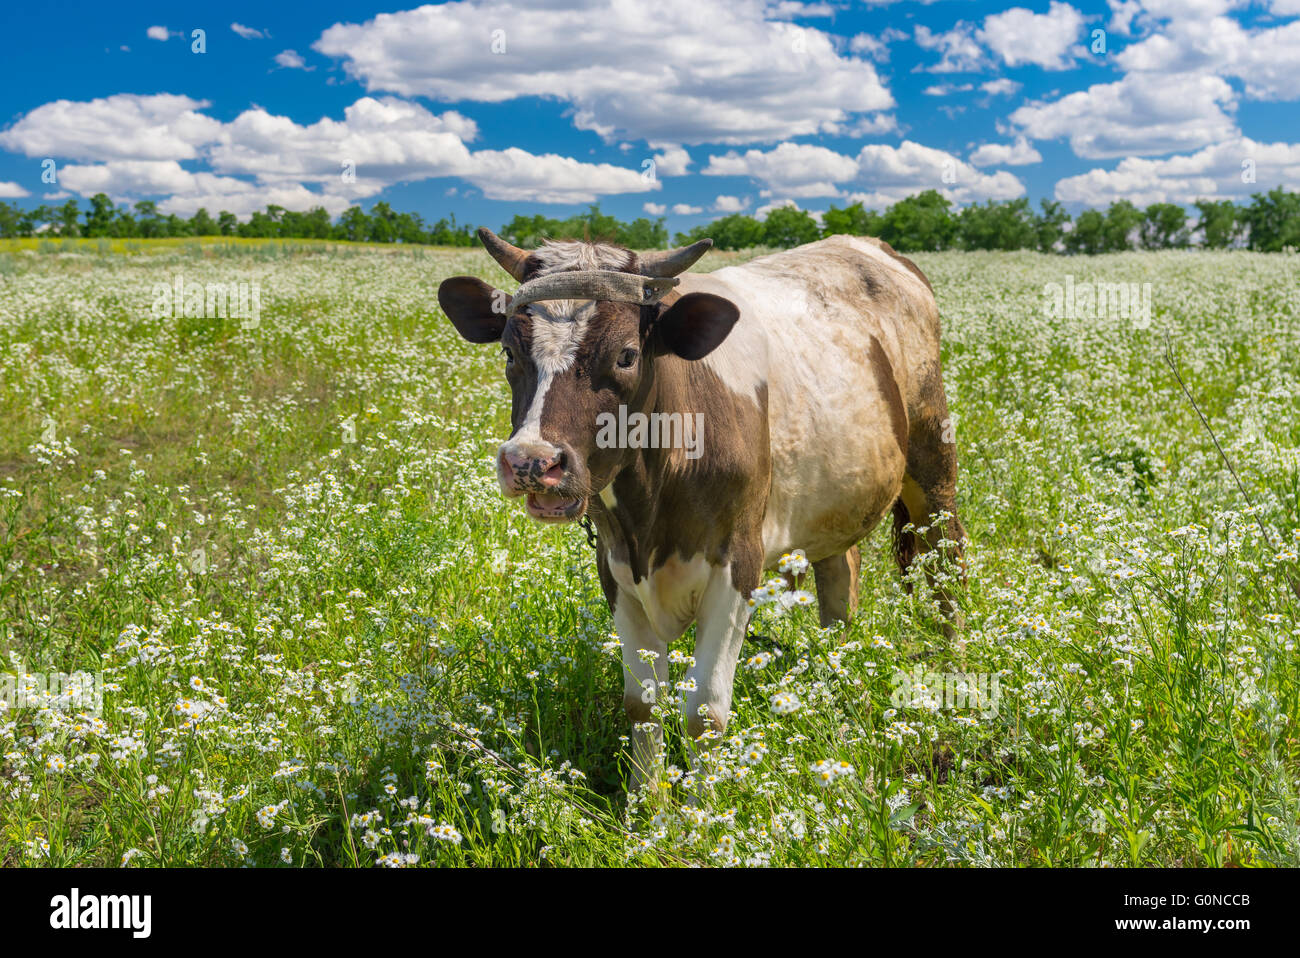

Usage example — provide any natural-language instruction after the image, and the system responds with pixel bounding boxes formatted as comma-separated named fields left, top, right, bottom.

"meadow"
left=1, top=238, right=1297, bottom=867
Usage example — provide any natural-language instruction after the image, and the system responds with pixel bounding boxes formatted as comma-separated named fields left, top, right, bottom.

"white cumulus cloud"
left=0, top=93, right=662, bottom=213
left=923, top=83, right=974, bottom=96
left=1009, top=72, right=1238, bottom=159
left=712, top=194, right=751, bottom=212
left=914, top=22, right=988, bottom=72
left=980, top=78, right=1022, bottom=96
left=969, top=136, right=1043, bottom=167
left=0, top=94, right=222, bottom=162
left=703, top=142, right=859, bottom=198
left=650, top=146, right=691, bottom=177
left=702, top=139, right=1026, bottom=206
left=978, top=2, right=1086, bottom=70
left=274, top=50, right=311, bottom=70
left=1116, top=15, right=1300, bottom=102
left=852, top=140, right=1026, bottom=205
left=1053, top=136, right=1300, bottom=205
left=311, top=0, right=893, bottom=145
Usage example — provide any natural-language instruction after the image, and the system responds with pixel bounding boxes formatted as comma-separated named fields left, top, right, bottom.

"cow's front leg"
left=682, top=565, right=754, bottom=757
left=615, top=596, right=669, bottom=792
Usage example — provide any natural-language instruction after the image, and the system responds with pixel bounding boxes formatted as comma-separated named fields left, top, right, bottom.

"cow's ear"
left=652, top=293, right=739, bottom=360
left=438, top=276, right=508, bottom=343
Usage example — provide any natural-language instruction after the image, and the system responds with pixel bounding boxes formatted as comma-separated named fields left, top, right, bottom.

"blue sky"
left=1, top=0, right=1297, bottom=232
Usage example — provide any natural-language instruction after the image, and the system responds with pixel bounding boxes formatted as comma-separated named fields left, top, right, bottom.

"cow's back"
left=678, top=235, right=942, bottom=566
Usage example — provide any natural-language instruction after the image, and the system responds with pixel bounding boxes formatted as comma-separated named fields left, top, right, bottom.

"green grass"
left=1, top=240, right=1298, bottom=867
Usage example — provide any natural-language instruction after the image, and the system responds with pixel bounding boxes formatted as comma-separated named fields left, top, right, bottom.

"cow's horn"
left=508, top=271, right=679, bottom=314
left=638, top=238, right=713, bottom=277
left=478, top=227, right=530, bottom=282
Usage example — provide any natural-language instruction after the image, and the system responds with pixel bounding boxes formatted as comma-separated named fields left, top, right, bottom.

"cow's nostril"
left=499, top=445, right=566, bottom=491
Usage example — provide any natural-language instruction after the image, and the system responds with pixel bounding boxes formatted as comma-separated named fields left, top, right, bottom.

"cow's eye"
left=616, top=347, right=638, bottom=369
left=502, top=346, right=515, bottom=367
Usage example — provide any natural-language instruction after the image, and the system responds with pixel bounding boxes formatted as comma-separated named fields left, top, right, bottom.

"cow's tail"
left=890, top=497, right=920, bottom=581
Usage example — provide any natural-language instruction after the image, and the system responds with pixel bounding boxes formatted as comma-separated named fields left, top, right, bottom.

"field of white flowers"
left=1, top=238, right=1297, bottom=867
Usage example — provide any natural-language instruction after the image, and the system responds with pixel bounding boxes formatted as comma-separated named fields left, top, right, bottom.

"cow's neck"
left=588, top=354, right=767, bottom=584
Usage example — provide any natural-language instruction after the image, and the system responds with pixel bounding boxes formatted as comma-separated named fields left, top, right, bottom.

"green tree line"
left=673, top=188, right=1300, bottom=254
left=0, top=195, right=479, bottom=246
left=1, top=189, right=1297, bottom=253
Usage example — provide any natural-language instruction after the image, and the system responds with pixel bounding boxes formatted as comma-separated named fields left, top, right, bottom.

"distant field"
left=1, top=239, right=1298, bottom=867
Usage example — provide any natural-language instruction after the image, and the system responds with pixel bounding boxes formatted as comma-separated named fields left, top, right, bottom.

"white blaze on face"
left=503, top=300, right=595, bottom=455
left=500, top=238, right=633, bottom=458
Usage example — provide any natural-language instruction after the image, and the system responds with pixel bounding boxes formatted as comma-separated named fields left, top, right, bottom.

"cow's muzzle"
left=498, top=440, right=586, bottom=523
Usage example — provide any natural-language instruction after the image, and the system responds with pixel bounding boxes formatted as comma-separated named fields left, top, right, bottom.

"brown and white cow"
left=439, top=228, right=965, bottom=787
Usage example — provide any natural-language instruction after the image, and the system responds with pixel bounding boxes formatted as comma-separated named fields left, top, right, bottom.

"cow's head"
left=438, top=228, right=739, bottom=523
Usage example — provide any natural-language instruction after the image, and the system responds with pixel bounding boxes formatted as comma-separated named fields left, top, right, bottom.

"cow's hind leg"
left=812, top=545, right=860, bottom=627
